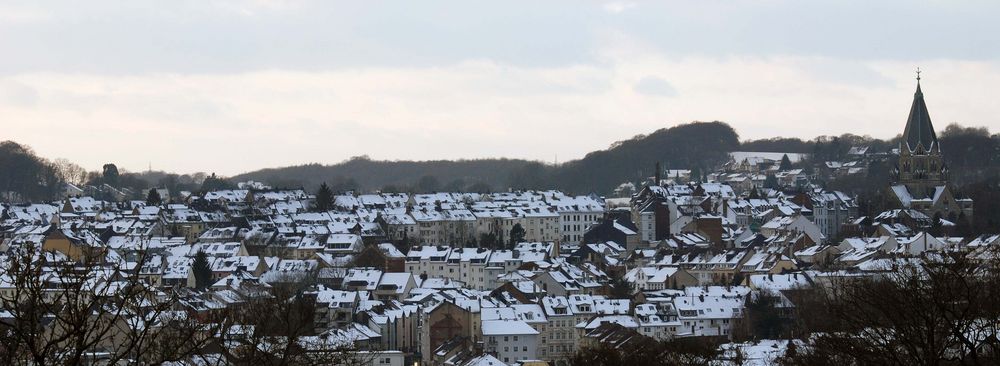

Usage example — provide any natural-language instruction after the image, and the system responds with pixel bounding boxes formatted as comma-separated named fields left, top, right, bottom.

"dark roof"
left=583, top=323, right=648, bottom=349
left=902, top=82, right=938, bottom=152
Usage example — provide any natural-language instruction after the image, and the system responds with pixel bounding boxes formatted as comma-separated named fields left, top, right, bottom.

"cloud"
left=0, top=79, right=39, bottom=107
left=3, top=1, right=999, bottom=75
left=633, top=76, right=678, bottom=97
left=797, top=58, right=896, bottom=88
left=603, top=2, right=636, bottom=14
left=4, top=52, right=998, bottom=176
left=1, top=3, right=999, bottom=175
left=0, top=4, right=51, bottom=23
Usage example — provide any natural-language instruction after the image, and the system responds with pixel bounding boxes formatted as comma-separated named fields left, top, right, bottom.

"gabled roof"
left=481, top=319, right=539, bottom=336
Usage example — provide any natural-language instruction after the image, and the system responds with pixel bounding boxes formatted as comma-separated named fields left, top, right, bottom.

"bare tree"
left=568, top=325, right=721, bottom=366
left=0, top=242, right=219, bottom=365
left=1, top=239, right=376, bottom=366
left=52, top=158, right=89, bottom=187
left=202, top=272, right=377, bottom=366
left=782, top=250, right=1000, bottom=366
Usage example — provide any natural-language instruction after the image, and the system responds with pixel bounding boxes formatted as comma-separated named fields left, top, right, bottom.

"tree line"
left=0, top=242, right=376, bottom=366
left=232, top=121, right=742, bottom=195
left=233, top=121, right=1000, bottom=197
left=6, top=121, right=1000, bottom=201
left=0, top=140, right=241, bottom=203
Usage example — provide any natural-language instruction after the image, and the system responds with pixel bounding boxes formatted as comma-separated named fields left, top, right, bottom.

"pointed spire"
left=902, top=69, right=937, bottom=153
left=914, top=67, right=922, bottom=94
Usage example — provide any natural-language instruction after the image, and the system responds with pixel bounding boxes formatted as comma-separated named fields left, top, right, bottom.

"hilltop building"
left=889, top=73, right=973, bottom=222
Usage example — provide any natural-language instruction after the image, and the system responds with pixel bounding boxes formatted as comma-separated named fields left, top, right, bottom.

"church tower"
left=894, top=71, right=947, bottom=196
left=888, top=70, right=973, bottom=222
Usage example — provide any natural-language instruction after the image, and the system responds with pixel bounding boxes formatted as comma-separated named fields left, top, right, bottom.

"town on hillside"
left=1, top=79, right=998, bottom=365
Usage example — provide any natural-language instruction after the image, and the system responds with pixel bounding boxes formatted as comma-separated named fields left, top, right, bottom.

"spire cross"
left=916, top=67, right=922, bottom=82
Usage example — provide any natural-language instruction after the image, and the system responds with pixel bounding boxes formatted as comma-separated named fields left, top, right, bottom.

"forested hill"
left=232, top=158, right=538, bottom=194
left=5, top=121, right=998, bottom=200
left=231, top=121, right=742, bottom=195
left=550, top=121, right=739, bottom=193
left=232, top=122, right=1000, bottom=194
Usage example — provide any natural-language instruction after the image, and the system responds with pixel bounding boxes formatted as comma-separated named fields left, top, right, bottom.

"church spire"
left=902, top=68, right=937, bottom=153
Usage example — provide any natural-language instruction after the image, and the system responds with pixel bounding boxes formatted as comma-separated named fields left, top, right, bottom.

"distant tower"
left=894, top=69, right=947, bottom=196
left=888, top=69, right=973, bottom=221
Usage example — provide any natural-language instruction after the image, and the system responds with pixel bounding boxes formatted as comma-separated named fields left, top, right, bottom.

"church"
left=889, top=73, right=974, bottom=222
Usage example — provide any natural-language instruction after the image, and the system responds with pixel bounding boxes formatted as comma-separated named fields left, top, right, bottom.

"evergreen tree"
left=102, top=163, right=120, bottom=187
left=479, top=232, right=499, bottom=249
left=779, top=154, right=793, bottom=171
left=192, top=250, right=213, bottom=289
left=803, top=160, right=815, bottom=176
left=740, top=291, right=787, bottom=339
left=955, top=212, right=972, bottom=238
left=763, top=174, right=779, bottom=189
left=509, top=223, right=526, bottom=248
left=393, top=231, right=412, bottom=255
left=930, top=212, right=944, bottom=236
left=478, top=233, right=489, bottom=248
left=313, top=182, right=334, bottom=211
left=689, top=166, right=702, bottom=184
left=609, top=277, right=633, bottom=299
left=145, top=188, right=162, bottom=206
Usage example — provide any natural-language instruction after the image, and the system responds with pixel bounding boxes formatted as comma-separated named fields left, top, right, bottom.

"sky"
left=2, top=0, right=999, bottom=176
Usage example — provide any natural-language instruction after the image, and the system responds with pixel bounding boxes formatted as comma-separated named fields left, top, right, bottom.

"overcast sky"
left=2, top=0, right=999, bottom=176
